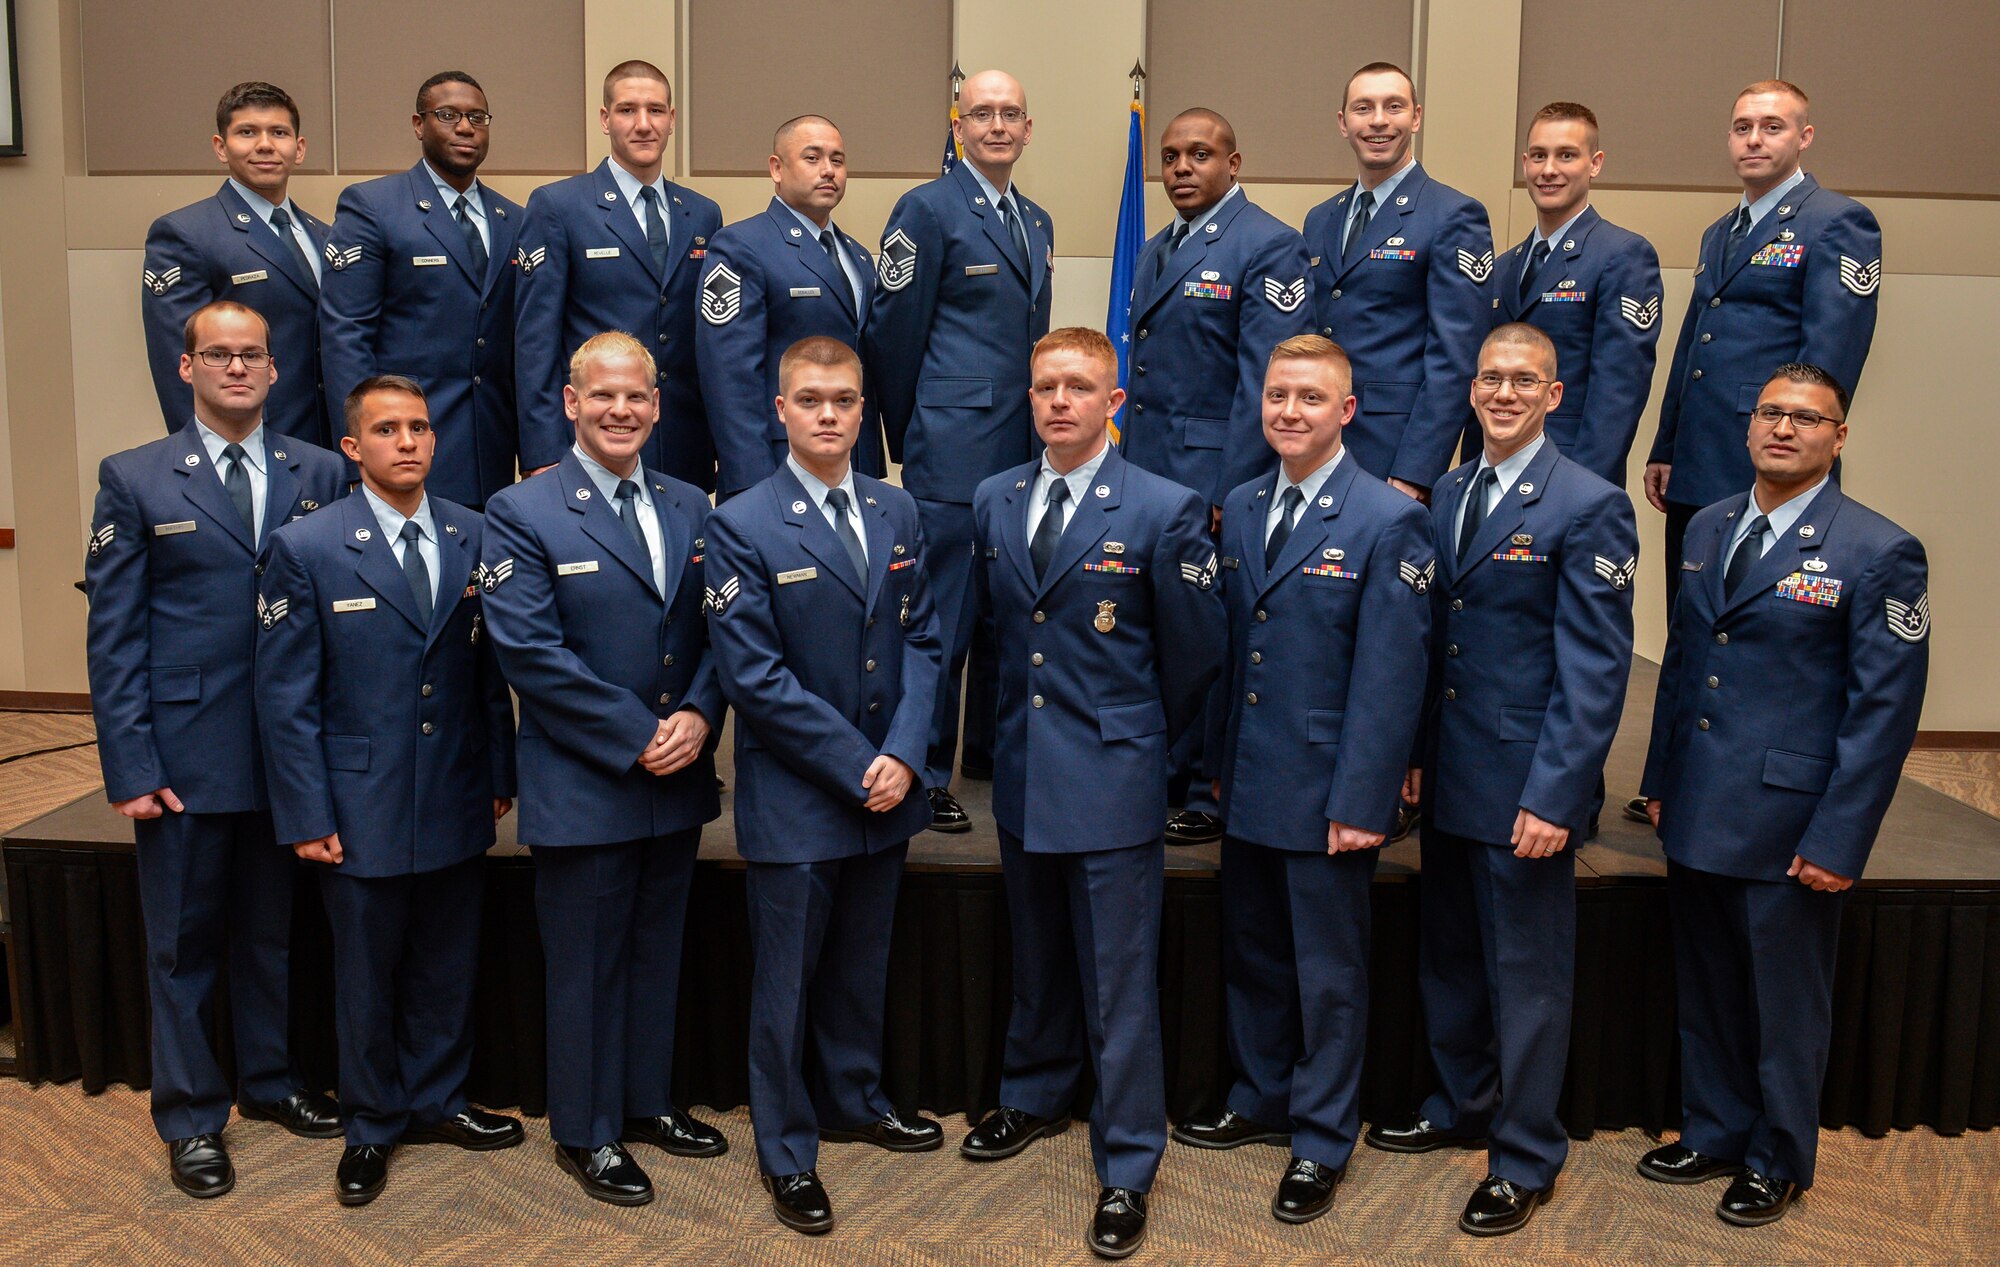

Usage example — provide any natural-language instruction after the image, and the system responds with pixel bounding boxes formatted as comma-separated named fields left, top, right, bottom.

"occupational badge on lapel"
left=1094, top=600, right=1117, bottom=633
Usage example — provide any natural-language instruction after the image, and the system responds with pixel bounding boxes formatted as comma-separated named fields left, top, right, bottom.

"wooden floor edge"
left=0, top=692, right=93, bottom=713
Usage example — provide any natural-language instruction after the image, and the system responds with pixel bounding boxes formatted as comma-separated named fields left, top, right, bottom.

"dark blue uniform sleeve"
left=1798, top=534, right=1927, bottom=879
left=512, top=189, right=576, bottom=472
left=1399, top=198, right=1494, bottom=486
left=1640, top=558, right=1692, bottom=802
left=883, top=516, right=945, bottom=776
left=319, top=188, right=388, bottom=436
left=1650, top=221, right=1722, bottom=468
left=1222, top=233, right=1316, bottom=499
left=1326, top=500, right=1434, bottom=834
left=140, top=217, right=214, bottom=432
left=1520, top=488, right=1637, bottom=828
left=83, top=460, right=166, bottom=801
left=681, top=502, right=726, bottom=728
left=1150, top=488, right=1227, bottom=746
left=1574, top=236, right=1663, bottom=482
left=253, top=530, right=336, bottom=844
left=695, top=241, right=778, bottom=496
left=1798, top=201, right=1882, bottom=401
left=864, top=194, right=944, bottom=465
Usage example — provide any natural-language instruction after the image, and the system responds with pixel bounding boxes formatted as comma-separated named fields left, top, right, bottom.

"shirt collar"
left=1038, top=440, right=1112, bottom=498
left=1739, top=167, right=1806, bottom=227
left=226, top=178, right=294, bottom=227
left=1276, top=447, right=1345, bottom=506
left=360, top=483, right=435, bottom=543
left=607, top=158, right=671, bottom=212
left=780, top=199, right=838, bottom=243
left=1352, top=157, right=1417, bottom=213
left=1740, top=475, right=1829, bottom=545
left=1175, top=182, right=1242, bottom=234
left=1477, top=431, right=1546, bottom=491
left=572, top=443, right=649, bottom=503
left=786, top=452, right=858, bottom=510
left=422, top=160, right=483, bottom=215
left=194, top=419, right=267, bottom=472
left=964, top=162, right=1013, bottom=210
left=1531, top=205, right=1589, bottom=252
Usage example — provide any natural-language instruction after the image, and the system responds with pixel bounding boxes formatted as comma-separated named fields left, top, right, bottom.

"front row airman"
left=88, top=302, right=1926, bottom=1252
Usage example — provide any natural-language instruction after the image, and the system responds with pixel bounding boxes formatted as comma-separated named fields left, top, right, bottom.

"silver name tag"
left=230, top=270, right=268, bottom=284
left=586, top=247, right=621, bottom=260
left=965, top=264, right=999, bottom=276
left=332, top=598, right=376, bottom=613
left=556, top=560, right=600, bottom=576
left=789, top=287, right=822, bottom=298
left=412, top=255, right=448, bottom=267
left=154, top=521, right=197, bottom=536
left=777, top=567, right=818, bottom=585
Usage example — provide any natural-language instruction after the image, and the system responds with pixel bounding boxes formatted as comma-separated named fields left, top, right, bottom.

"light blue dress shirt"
left=361, top=483, right=440, bottom=605
left=786, top=453, right=867, bottom=565
left=608, top=160, right=673, bottom=250
left=1266, top=447, right=1346, bottom=544
left=422, top=160, right=490, bottom=253
left=227, top=177, right=322, bottom=283
left=1455, top=431, right=1547, bottom=543
left=194, top=419, right=268, bottom=543
left=574, top=444, right=666, bottom=594
left=779, top=201, right=866, bottom=320
left=1027, top=440, right=1112, bottom=544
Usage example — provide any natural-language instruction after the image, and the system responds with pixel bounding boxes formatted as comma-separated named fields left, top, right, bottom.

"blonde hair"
left=569, top=330, right=657, bottom=386
left=777, top=336, right=862, bottom=394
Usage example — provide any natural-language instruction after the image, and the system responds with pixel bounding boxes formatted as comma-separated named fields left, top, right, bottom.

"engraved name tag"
left=777, top=567, right=818, bottom=585
left=230, top=270, right=269, bottom=284
left=556, top=560, right=600, bottom=576
left=965, top=264, right=1000, bottom=276
left=586, top=247, right=621, bottom=259
left=789, top=287, right=822, bottom=298
left=332, top=598, right=376, bottom=613
left=154, top=520, right=197, bottom=536
left=412, top=255, right=448, bottom=266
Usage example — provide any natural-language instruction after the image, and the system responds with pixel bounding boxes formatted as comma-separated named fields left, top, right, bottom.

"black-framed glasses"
left=1473, top=372, right=1553, bottom=395
left=196, top=349, right=272, bottom=369
left=421, top=107, right=494, bottom=127
left=1751, top=404, right=1841, bottom=430
left=962, top=108, right=1027, bottom=126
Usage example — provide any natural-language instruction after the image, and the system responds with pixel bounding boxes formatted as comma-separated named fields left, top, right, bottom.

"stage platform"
left=5, top=661, right=1998, bottom=1139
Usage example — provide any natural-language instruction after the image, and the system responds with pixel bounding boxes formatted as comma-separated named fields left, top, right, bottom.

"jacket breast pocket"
left=1359, top=381, right=1419, bottom=416
left=150, top=666, right=201, bottom=703
left=1098, top=699, right=1166, bottom=742
left=1499, top=705, right=1545, bottom=743
left=1307, top=708, right=1344, bottom=745
left=1762, top=748, right=1833, bottom=794
left=917, top=377, right=993, bottom=409
left=324, top=734, right=371, bottom=771
left=1182, top=416, right=1228, bottom=449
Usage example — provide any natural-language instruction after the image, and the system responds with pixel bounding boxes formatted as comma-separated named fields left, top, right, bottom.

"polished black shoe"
left=1458, top=1174, right=1552, bottom=1236
left=1165, top=809, right=1223, bottom=845
left=1364, top=1112, right=1486, bottom=1154
left=1089, top=1187, right=1149, bottom=1259
left=960, top=1106, right=1072, bottom=1160
left=335, top=1144, right=392, bottom=1206
left=1623, top=795, right=1652, bottom=825
left=1389, top=803, right=1420, bottom=843
left=959, top=760, right=994, bottom=781
left=1717, top=1169, right=1799, bottom=1227
left=1171, top=1107, right=1291, bottom=1150
left=238, top=1089, right=343, bottom=1139
left=820, top=1107, right=943, bottom=1152
left=555, top=1142, right=654, bottom=1206
left=1637, top=1141, right=1743, bottom=1185
left=623, top=1107, right=729, bottom=1158
left=1271, top=1157, right=1343, bottom=1224
left=401, top=1106, right=524, bottom=1151
left=168, top=1134, right=234, bottom=1199
left=928, top=786, right=973, bottom=834
left=765, top=1169, right=834, bottom=1234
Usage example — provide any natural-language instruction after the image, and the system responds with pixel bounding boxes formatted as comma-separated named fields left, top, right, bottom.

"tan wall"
left=2, top=0, right=1994, bottom=727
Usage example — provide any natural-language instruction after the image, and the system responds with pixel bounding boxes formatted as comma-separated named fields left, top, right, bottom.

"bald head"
left=1169, top=107, right=1236, bottom=154
left=960, top=69, right=1025, bottom=110
left=770, top=114, right=847, bottom=221
left=953, top=69, right=1032, bottom=182
left=774, top=114, right=838, bottom=155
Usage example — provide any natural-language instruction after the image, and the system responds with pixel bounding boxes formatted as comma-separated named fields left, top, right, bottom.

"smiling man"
left=480, top=332, right=728, bottom=1206
left=516, top=62, right=724, bottom=490
left=1366, top=323, right=1635, bottom=1237
left=867, top=68, right=1054, bottom=836
left=322, top=71, right=524, bottom=507
left=1304, top=62, right=1494, bottom=499
left=142, top=82, right=333, bottom=445
left=697, top=115, right=879, bottom=496
left=1638, top=364, right=1927, bottom=1227
left=254, top=375, right=522, bottom=1206
left=704, top=336, right=945, bottom=1236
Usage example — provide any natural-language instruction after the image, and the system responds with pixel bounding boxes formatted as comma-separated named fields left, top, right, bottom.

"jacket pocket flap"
left=1499, top=705, right=1546, bottom=743
left=916, top=376, right=993, bottom=408
left=1183, top=416, right=1227, bottom=449
left=1736, top=381, right=1765, bottom=414
left=324, top=734, right=371, bottom=772
left=1307, top=708, right=1345, bottom=744
left=150, top=666, right=201, bottom=702
left=1762, top=748, right=1833, bottom=794
left=1098, top=699, right=1167, bottom=742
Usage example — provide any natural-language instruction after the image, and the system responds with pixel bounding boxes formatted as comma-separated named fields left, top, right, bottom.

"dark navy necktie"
left=454, top=195, right=488, bottom=276
left=640, top=185, right=671, bottom=273
left=399, top=520, right=433, bottom=628
left=220, top=442, right=255, bottom=538
left=1724, top=514, right=1770, bottom=599
left=615, top=479, right=647, bottom=553
left=1725, top=206, right=1752, bottom=266
left=1344, top=189, right=1375, bottom=264
left=1154, top=221, right=1189, bottom=282
left=1265, top=486, right=1303, bottom=570
left=267, top=206, right=318, bottom=292
left=1458, top=468, right=1496, bottom=562
left=820, top=229, right=858, bottom=316
left=824, top=488, right=868, bottom=584
left=1031, top=478, right=1070, bottom=580
left=1518, top=239, right=1551, bottom=304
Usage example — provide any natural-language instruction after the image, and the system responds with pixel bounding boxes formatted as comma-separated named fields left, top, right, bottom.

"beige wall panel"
left=68, top=251, right=159, bottom=543
left=1781, top=0, right=2000, bottom=199
left=584, top=0, right=679, bottom=174
left=332, top=0, right=586, bottom=175
left=1146, top=0, right=1413, bottom=184
left=1517, top=0, right=1776, bottom=193
left=1421, top=0, right=1521, bottom=231
left=0, top=270, right=28, bottom=689
left=80, top=0, right=335, bottom=175
left=686, top=0, right=948, bottom=178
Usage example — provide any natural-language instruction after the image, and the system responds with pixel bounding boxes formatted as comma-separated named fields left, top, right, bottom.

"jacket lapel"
left=774, top=199, right=856, bottom=320
left=260, top=433, right=302, bottom=539
left=859, top=479, right=894, bottom=613
left=1718, top=481, right=1844, bottom=618
left=1456, top=441, right=1558, bottom=580
left=171, top=423, right=254, bottom=554
left=1720, top=176, right=1816, bottom=290
left=1332, top=164, right=1427, bottom=285
left=218, top=184, right=317, bottom=298
left=342, top=496, right=426, bottom=632
left=955, top=163, right=1029, bottom=288
left=649, top=473, right=691, bottom=606
left=481, top=194, right=516, bottom=297
left=1701, top=492, right=1748, bottom=615
left=1037, top=449, right=1124, bottom=600
left=425, top=505, right=477, bottom=649
left=779, top=469, right=866, bottom=600
left=658, top=181, right=699, bottom=290
left=561, top=453, right=660, bottom=596
left=999, top=469, right=1038, bottom=591
left=1258, top=457, right=1354, bottom=600
left=1134, top=194, right=1244, bottom=322
left=1023, top=196, right=1050, bottom=302
left=592, top=160, right=664, bottom=286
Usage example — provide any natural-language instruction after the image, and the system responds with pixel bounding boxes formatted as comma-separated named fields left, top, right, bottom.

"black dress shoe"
left=1165, top=809, right=1223, bottom=845
left=1458, top=1174, right=1552, bottom=1236
left=1716, top=1169, right=1799, bottom=1226
left=238, top=1089, right=343, bottom=1139
left=1637, top=1141, right=1743, bottom=1185
left=819, top=1107, right=943, bottom=1152
left=1171, top=1107, right=1291, bottom=1150
left=623, top=1107, right=728, bottom=1158
left=1623, top=795, right=1652, bottom=824
left=1389, top=804, right=1420, bottom=843
left=401, top=1107, right=524, bottom=1151
left=168, top=1134, right=234, bottom=1199
left=1272, top=1157, right=1343, bottom=1224
left=959, top=760, right=994, bottom=781
left=928, top=787, right=973, bottom=834
left=1364, top=1112, right=1486, bottom=1154
left=1090, top=1187, right=1149, bottom=1259
left=765, top=1169, right=834, bottom=1234
left=555, top=1142, right=654, bottom=1206
left=960, top=1106, right=1072, bottom=1160
left=336, top=1144, right=392, bottom=1206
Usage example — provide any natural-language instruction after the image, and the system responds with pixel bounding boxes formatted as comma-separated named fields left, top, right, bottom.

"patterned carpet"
left=1, top=712, right=1996, bottom=1262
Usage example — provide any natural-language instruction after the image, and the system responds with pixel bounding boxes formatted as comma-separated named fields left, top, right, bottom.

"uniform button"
left=1032, top=694, right=1045, bottom=709
left=663, top=653, right=675, bottom=666
left=868, top=701, right=880, bottom=713
left=1691, top=369, right=1704, bottom=381
left=1709, top=297, right=1722, bottom=308
left=1255, top=609, right=1267, bottom=622
left=865, top=659, right=877, bottom=672
left=1033, top=610, right=1046, bottom=623
left=1133, top=403, right=1143, bottom=414
left=1700, top=333, right=1712, bottom=344
left=1450, top=599, right=1464, bottom=612
left=660, top=295, right=669, bottom=305
left=1246, top=692, right=1258, bottom=705
left=476, top=337, right=486, bottom=348
left=1322, top=327, right=1333, bottom=335
left=1716, top=632, right=1729, bottom=645
left=1707, top=676, right=1719, bottom=688
left=1031, top=652, right=1044, bottom=666
left=657, top=333, right=668, bottom=344
left=1137, top=329, right=1147, bottom=340
left=254, top=563, right=265, bottom=576
left=1443, top=688, right=1457, bottom=701
left=1249, top=651, right=1261, bottom=665
left=867, top=617, right=876, bottom=628
left=472, top=374, right=482, bottom=385
left=1330, top=289, right=1342, bottom=300
left=1698, top=718, right=1711, bottom=731
left=421, top=683, right=434, bottom=697
left=659, top=371, right=669, bottom=381
left=1446, top=644, right=1459, bottom=656
left=421, top=722, right=435, bottom=735
left=1135, top=365, right=1147, bottom=375
left=658, top=692, right=672, bottom=705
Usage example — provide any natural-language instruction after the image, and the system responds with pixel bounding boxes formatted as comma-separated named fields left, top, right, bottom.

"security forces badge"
left=701, top=265, right=743, bottom=325
left=878, top=229, right=918, bottom=292
left=1094, top=599, right=1116, bottom=633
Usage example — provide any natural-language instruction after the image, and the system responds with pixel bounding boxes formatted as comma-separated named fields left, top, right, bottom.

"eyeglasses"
left=962, top=108, right=1027, bottom=126
left=196, top=349, right=272, bottom=368
left=1473, top=372, right=1553, bottom=395
left=1750, top=404, right=1841, bottom=430
left=421, top=107, right=494, bottom=128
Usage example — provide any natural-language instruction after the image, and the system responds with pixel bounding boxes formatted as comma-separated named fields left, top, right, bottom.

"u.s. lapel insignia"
left=354, top=528, right=372, bottom=542
left=1518, top=483, right=1534, bottom=496
left=418, top=199, right=432, bottom=211
left=1799, top=524, right=1816, bottom=539
left=272, top=449, right=286, bottom=461
left=1095, top=485, right=1110, bottom=498
left=576, top=487, right=591, bottom=501
left=1317, top=494, right=1332, bottom=508
left=1512, top=533, right=1533, bottom=547
left=1094, top=599, right=1117, bottom=633
left=866, top=496, right=878, bottom=506
left=605, top=190, right=619, bottom=202
left=1015, top=479, right=1027, bottom=491
left=1103, top=541, right=1125, bottom=555
left=792, top=500, right=808, bottom=513
left=494, top=205, right=507, bottom=218
left=1803, top=558, right=1827, bottom=572
left=974, top=196, right=986, bottom=206
left=444, top=523, right=458, bottom=536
